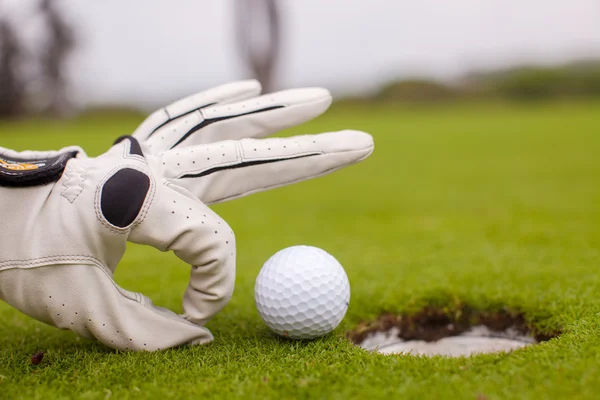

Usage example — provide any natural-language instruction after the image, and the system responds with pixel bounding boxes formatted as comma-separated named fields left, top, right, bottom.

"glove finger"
left=144, top=88, right=332, bottom=153
left=133, top=80, right=262, bottom=142
left=160, top=130, right=374, bottom=205
left=0, top=264, right=214, bottom=352
left=128, top=184, right=236, bottom=327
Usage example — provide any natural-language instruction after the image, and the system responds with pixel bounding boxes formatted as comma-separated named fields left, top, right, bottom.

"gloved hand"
left=0, top=80, right=374, bottom=351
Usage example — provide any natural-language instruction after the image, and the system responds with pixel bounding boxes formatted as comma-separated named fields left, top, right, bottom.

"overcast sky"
left=5, top=0, right=600, bottom=108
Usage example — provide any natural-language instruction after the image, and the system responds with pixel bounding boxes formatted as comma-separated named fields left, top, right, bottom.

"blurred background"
left=0, top=0, right=599, bottom=118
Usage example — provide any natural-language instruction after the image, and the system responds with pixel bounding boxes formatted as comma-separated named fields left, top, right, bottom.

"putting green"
left=1, top=101, right=599, bottom=399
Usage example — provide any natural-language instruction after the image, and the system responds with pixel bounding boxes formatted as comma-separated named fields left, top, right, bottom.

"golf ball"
left=254, top=245, right=350, bottom=339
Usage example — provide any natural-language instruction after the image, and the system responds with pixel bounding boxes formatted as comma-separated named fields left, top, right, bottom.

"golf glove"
left=0, top=80, right=374, bottom=351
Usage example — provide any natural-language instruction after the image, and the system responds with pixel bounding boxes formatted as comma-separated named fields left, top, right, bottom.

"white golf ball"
left=254, top=245, right=350, bottom=339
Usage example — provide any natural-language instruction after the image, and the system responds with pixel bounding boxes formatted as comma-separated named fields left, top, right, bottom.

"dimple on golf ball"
left=254, top=245, right=350, bottom=339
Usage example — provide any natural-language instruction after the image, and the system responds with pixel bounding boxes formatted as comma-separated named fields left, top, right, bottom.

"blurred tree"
left=374, top=79, right=459, bottom=103
left=235, top=0, right=281, bottom=93
left=465, top=61, right=600, bottom=101
left=0, top=17, right=26, bottom=118
left=39, top=0, right=75, bottom=116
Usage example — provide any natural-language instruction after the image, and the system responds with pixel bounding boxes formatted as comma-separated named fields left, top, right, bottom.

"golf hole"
left=348, top=307, right=559, bottom=357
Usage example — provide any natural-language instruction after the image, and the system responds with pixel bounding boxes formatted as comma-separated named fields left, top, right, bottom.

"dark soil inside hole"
left=348, top=306, right=560, bottom=345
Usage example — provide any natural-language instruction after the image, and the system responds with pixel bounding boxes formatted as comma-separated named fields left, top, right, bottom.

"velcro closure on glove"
left=0, top=150, right=78, bottom=187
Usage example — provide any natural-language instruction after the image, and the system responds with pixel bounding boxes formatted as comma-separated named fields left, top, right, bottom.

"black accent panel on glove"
left=100, top=168, right=151, bottom=228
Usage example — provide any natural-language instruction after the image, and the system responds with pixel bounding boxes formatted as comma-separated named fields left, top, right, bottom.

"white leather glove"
left=0, top=80, right=374, bottom=351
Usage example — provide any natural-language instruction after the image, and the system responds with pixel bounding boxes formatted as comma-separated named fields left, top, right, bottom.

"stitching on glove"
left=61, top=162, right=90, bottom=203
left=209, top=148, right=372, bottom=204
left=0, top=255, right=103, bottom=271
left=237, top=140, right=244, bottom=160
left=170, top=105, right=285, bottom=149
left=147, top=107, right=214, bottom=140
left=100, top=169, right=151, bottom=228
left=180, top=152, right=322, bottom=179
left=0, top=257, right=142, bottom=304
left=94, top=164, right=156, bottom=234
left=168, top=141, right=242, bottom=180
left=117, top=136, right=147, bottom=163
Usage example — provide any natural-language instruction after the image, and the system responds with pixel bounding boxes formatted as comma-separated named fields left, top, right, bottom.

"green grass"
left=1, top=100, right=600, bottom=399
